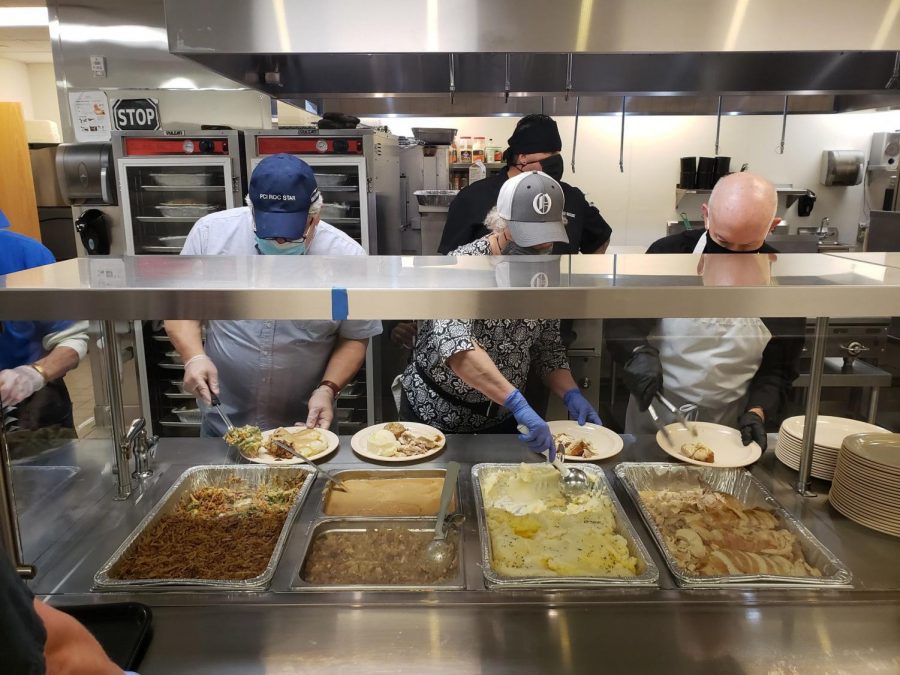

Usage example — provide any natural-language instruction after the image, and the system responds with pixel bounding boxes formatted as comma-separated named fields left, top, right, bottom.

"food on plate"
left=639, top=488, right=822, bottom=578
left=223, top=425, right=263, bottom=456
left=366, top=423, right=443, bottom=458
left=367, top=429, right=401, bottom=457
left=480, top=464, right=637, bottom=578
left=110, top=474, right=305, bottom=581
left=680, top=441, right=715, bottom=463
left=302, top=527, right=459, bottom=585
left=553, top=432, right=598, bottom=459
left=324, top=477, right=453, bottom=516
left=265, top=426, right=328, bottom=460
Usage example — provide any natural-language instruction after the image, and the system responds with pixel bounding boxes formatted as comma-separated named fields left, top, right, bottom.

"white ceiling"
left=0, top=2, right=52, bottom=63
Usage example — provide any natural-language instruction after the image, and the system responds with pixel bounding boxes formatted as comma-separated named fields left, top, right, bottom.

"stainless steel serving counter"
left=15, top=435, right=900, bottom=674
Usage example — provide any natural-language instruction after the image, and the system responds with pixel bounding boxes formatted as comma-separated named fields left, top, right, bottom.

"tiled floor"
left=64, top=358, right=97, bottom=438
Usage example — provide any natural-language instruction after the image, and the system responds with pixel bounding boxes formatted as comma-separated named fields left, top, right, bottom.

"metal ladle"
left=553, top=442, right=592, bottom=500
left=424, top=461, right=460, bottom=571
left=516, top=425, right=592, bottom=499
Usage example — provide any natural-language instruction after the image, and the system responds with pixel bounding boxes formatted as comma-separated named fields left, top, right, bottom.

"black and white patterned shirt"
left=400, top=237, right=569, bottom=432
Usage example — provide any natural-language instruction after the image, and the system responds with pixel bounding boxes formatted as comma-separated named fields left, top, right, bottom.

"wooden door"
left=0, top=102, right=40, bottom=241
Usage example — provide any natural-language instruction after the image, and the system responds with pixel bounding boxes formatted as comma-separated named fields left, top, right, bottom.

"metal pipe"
left=619, top=96, right=626, bottom=173
left=714, top=95, right=722, bottom=155
left=0, top=403, right=34, bottom=578
left=99, top=320, right=132, bottom=500
left=778, top=95, right=789, bottom=154
left=797, top=316, right=828, bottom=496
left=504, top=53, right=510, bottom=104
left=571, top=95, right=580, bottom=173
left=565, top=53, right=573, bottom=101
left=448, top=54, right=455, bottom=105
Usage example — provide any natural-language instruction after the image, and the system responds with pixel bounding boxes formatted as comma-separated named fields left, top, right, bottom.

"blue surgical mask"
left=255, top=237, right=307, bottom=256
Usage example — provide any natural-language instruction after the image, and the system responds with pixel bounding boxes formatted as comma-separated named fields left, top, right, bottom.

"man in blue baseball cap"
left=165, top=154, right=382, bottom=436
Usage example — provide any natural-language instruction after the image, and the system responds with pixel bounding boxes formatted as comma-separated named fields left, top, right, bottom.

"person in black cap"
left=436, top=114, right=613, bottom=256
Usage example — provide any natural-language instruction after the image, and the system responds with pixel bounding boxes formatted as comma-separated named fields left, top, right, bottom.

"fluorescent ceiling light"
left=0, top=7, right=49, bottom=27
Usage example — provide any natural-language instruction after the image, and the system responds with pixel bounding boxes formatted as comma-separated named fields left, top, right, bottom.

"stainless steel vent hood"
left=164, top=0, right=900, bottom=115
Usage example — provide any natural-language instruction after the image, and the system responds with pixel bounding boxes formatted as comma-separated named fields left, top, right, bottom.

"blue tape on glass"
left=331, top=287, right=349, bottom=320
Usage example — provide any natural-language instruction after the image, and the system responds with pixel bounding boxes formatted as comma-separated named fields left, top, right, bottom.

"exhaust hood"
left=164, top=0, right=900, bottom=115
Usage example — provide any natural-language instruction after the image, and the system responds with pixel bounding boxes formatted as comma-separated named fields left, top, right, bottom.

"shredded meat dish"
left=110, top=475, right=305, bottom=581
left=640, top=488, right=822, bottom=578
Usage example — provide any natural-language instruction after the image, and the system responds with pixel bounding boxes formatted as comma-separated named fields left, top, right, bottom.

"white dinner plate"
left=656, top=421, right=762, bottom=468
left=547, top=420, right=623, bottom=461
left=351, top=422, right=446, bottom=463
left=781, top=416, right=888, bottom=450
left=240, top=426, right=339, bottom=465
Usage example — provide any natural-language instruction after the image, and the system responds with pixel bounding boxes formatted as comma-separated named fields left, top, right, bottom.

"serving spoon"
left=424, top=461, right=460, bottom=572
left=517, top=425, right=592, bottom=499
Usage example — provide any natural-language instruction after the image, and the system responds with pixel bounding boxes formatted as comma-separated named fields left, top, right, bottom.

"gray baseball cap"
left=497, top=171, right=569, bottom=247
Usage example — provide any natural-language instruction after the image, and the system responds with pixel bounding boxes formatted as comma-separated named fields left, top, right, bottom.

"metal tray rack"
left=94, top=465, right=315, bottom=591
left=472, top=463, right=659, bottom=589
left=615, top=462, right=853, bottom=588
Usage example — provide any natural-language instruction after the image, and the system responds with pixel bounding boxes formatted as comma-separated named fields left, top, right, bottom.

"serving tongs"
left=654, top=393, right=698, bottom=437
left=210, top=394, right=235, bottom=432
left=647, top=402, right=672, bottom=444
left=271, top=439, right=347, bottom=491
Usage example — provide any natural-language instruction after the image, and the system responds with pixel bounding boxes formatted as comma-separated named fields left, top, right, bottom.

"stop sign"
left=112, top=98, right=160, bottom=131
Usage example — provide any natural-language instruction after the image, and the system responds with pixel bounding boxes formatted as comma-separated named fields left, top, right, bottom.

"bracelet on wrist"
left=318, top=380, right=341, bottom=398
left=29, top=363, right=50, bottom=383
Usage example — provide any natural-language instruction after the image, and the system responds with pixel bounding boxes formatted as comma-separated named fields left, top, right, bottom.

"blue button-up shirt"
left=181, top=208, right=382, bottom=436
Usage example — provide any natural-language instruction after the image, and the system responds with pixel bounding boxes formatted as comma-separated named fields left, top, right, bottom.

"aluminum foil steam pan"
left=472, top=463, right=659, bottom=589
left=94, top=465, right=315, bottom=591
left=615, top=463, right=852, bottom=588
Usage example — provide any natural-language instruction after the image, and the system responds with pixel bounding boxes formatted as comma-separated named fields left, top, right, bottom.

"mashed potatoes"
left=481, top=464, right=638, bottom=578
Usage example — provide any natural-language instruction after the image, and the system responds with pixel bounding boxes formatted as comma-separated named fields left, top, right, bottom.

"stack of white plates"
left=775, top=415, right=888, bottom=481
left=830, top=433, right=900, bottom=537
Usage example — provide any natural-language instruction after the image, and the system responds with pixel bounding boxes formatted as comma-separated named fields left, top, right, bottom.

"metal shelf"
left=2, top=254, right=898, bottom=321
left=317, top=185, right=358, bottom=192
left=676, top=187, right=808, bottom=209
left=140, top=185, right=226, bottom=192
left=136, top=216, right=199, bottom=223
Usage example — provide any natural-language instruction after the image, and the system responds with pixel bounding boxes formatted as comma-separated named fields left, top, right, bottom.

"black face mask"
left=703, top=233, right=761, bottom=255
left=501, top=241, right=543, bottom=255
left=539, top=154, right=564, bottom=181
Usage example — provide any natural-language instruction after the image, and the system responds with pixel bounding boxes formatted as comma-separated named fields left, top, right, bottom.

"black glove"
left=622, top=349, right=663, bottom=412
left=739, top=411, right=767, bottom=451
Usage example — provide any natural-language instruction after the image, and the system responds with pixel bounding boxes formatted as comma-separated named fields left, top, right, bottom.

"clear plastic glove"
left=739, top=410, right=767, bottom=451
left=0, top=365, right=45, bottom=407
left=563, top=387, right=602, bottom=426
left=183, top=354, right=218, bottom=405
left=622, top=349, right=663, bottom=411
left=389, top=321, right=417, bottom=349
left=504, top=389, right=555, bottom=460
left=305, top=386, right=335, bottom=429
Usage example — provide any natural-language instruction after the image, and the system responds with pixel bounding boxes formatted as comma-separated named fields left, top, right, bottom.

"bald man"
left=606, top=173, right=804, bottom=450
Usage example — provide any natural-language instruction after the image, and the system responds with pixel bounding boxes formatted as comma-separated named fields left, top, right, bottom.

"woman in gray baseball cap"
left=399, top=172, right=603, bottom=460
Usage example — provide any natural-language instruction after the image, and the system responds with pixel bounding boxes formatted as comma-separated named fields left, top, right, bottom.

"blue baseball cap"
left=249, top=154, right=320, bottom=239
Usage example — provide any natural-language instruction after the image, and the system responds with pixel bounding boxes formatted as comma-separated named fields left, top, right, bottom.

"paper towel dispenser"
left=820, top=150, right=864, bottom=186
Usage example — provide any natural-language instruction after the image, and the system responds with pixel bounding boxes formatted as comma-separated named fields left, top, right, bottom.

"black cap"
left=507, top=114, right=562, bottom=156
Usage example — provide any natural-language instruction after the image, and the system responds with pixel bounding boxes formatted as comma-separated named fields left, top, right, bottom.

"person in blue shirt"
left=0, top=215, right=88, bottom=437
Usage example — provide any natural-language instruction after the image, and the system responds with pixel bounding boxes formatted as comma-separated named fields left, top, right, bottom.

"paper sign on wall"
left=67, top=90, right=111, bottom=142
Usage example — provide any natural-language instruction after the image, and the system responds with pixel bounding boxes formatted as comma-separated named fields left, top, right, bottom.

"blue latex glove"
left=504, top=389, right=555, bottom=460
left=563, top=388, right=602, bottom=426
